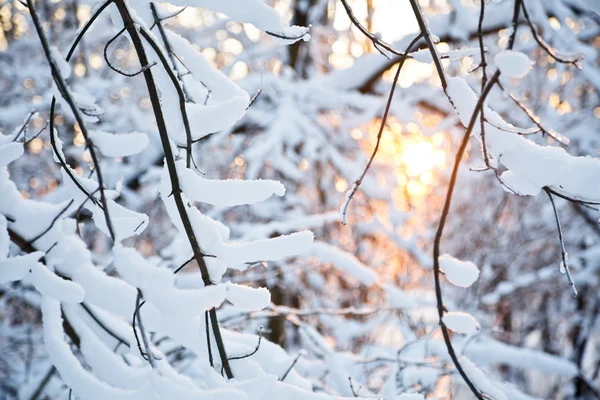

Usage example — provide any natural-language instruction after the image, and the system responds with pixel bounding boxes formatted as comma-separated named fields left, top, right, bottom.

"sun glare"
left=401, top=141, right=436, bottom=177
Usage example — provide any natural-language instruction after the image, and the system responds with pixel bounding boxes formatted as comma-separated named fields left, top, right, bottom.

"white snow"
left=447, top=76, right=600, bottom=202
left=113, top=245, right=227, bottom=317
left=50, top=46, right=71, bottom=78
left=459, top=356, right=508, bottom=400
left=0, top=142, right=24, bottom=166
left=88, top=131, right=149, bottom=157
left=397, top=394, right=425, bottom=400
left=0, top=252, right=44, bottom=283
left=166, top=0, right=310, bottom=44
left=495, top=50, right=533, bottom=79
left=27, top=262, right=85, bottom=303
left=438, top=254, right=480, bottom=288
left=500, top=170, right=540, bottom=196
left=0, top=214, right=7, bottom=260
left=178, top=161, right=285, bottom=207
left=442, top=311, right=480, bottom=334
left=309, top=241, right=377, bottom=286
left=226, top=283, right=271, bottom=311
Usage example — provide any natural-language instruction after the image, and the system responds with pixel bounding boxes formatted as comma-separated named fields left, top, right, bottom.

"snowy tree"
left=1, top=0, right=599, bottom=399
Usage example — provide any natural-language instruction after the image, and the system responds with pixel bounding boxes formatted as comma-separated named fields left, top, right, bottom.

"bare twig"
left=103, top=27, right=157, bottom=77
left=339, top=0, right=414, bottom=59
left=139, top=22, right=193, bottom=168
left=544, top=188, right=577, bottom=295
left=341, top=33, right=423, bottom=224
left=348, top=377, right=359, bottom=397
left=430, top=71, right=501, bottom=400
left=520, top=0, right=583, bottom=67
left=133, top=290, right=155, bottom=367
left=477, top=0, right=491, bottom=168
left=279, top=352, right=303, bottom=382
left=495, top=80, right=570, bottom=145
left=28, top=200, right=74, bottom=245
left=13, top=110, right=36, bottom=142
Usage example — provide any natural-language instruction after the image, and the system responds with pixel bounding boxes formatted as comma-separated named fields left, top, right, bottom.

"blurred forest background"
left=1, top=0, right=600, bottom=399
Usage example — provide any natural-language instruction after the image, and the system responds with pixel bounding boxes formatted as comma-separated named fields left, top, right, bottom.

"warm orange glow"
left=398, top=136, right=446, bottom=198
left=400, top=141, right=435, bottom=177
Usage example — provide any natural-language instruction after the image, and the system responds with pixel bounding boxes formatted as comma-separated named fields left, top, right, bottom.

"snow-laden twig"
left=27, top=0, right=116, bottom=241
left=148, top=2, right=193, bottom=167
left=112, top=0, right=233, bottom=378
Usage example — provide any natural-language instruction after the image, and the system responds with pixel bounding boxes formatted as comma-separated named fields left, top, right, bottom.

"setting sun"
left=401, top=140, right=436, bottom=177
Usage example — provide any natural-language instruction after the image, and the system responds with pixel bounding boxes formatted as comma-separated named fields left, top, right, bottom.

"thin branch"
left=134, top=290, right=155, bottom=367
left=24, top=121, right=48, bottom=145
left=520, top=0, right=583, bottom=68
left=348, top=377, right=359, bottom=397
left=408, top=0, right=447, bottom=89
left=139, top=21, right=193, bottom=168
left=246, top=89, right=262, bottom=110
left=27, top=0, right=116, bottom=241
left=112, top=0, right=232, bottom=378
left=495, top=80, right=570, bottom=145
left=432, top=70, right=502, bottom=400
left=149, top=5, right=187, bottom=29
left=544, top=188, right=577, bottom=296
left=339, top=0, right=413, bottom=59
left=104, top=27, right=156, bottom=77
left=279, top=351, right=303, bottom=382
left=221, top=327, right=263, bottom=376
left=80, top=303, right=129, bottom=347
left=477, top=0, right=491, bottom=168
left=205, top=311, right=214, bottom=367
left=66, top=0, right=113, bottom=60
left=13, top=110, right=37, bottom=142
left=48, top=110, right=99, bottom=206
left=28, top=200, right=74, bottom=245
left=341, top=33, right=423, bottom=224
left=265, top=28, right=310, bottom=42
left=545, top=187, right=600, bottom=207
left=149, top=3, right=192, bottom=101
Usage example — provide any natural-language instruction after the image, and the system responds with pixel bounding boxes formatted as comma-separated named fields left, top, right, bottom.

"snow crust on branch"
left=446, top=76, right=600, bottom=200
left=438, top=254, right=480, bottom=288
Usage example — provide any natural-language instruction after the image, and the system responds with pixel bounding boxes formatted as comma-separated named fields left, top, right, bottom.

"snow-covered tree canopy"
left=1, top=0, right=599, bottom=399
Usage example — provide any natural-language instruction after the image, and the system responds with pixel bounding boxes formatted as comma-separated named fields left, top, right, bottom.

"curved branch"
left=432, top=71, right=501, bottom=400
left=544, top=188, right=577, bottom=295
left=28, top=0, right=116, bottom=241
left=520, top=0, right=583, bottom=67
left=341, top=33, right=423, bottom=224
left=339, top=0, right=412, bottom=59
left=139, top=18, right=193, bottom=168
left=104, top=27, right=157, bottom=77
left=66, top=0, right=113, bottom=61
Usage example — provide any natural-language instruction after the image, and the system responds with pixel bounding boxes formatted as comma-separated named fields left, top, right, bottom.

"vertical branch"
left=135, top=290, right=156, bottom=368
left=340, top=33, right=423, bottom=224
left=407, top=0, right=447, bottom=89
left=112, top=0, right=233, bottom=378
left=431, top=71, right=500, bottom=400
left=27, top=0, right=116, bottom=242
left=416, top=1, right=522, bottom=397
left=477, top=0, right=491, bottom=168
left=148, top=3, right=193, bottom=168
left=544, top=188, right=577, bottom=295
